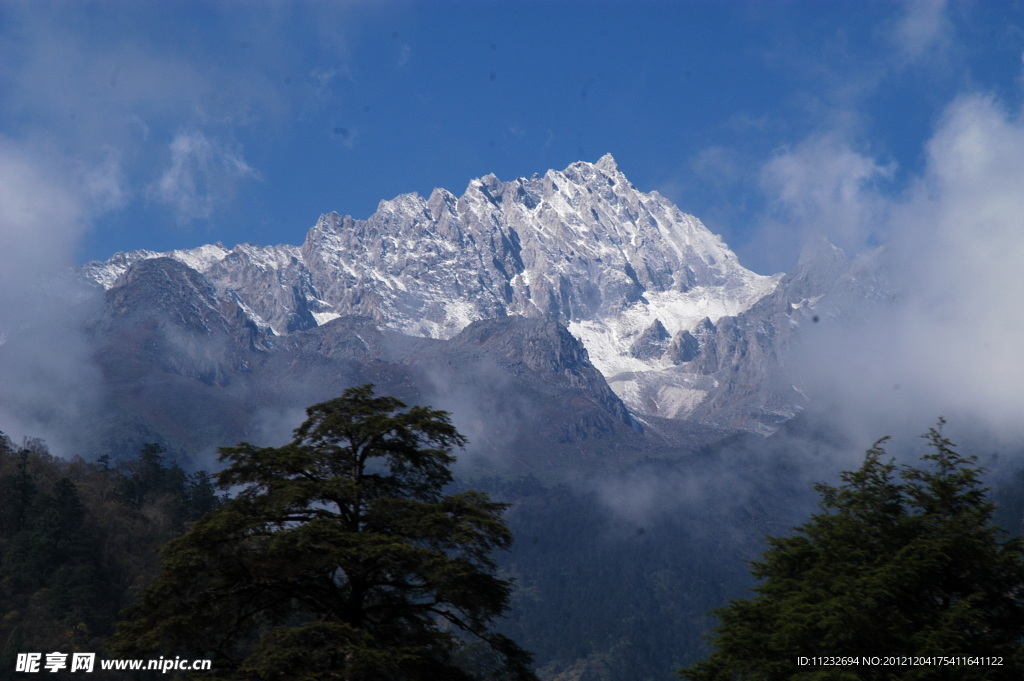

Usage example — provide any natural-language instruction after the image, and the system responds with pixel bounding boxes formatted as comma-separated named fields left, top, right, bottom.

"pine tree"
left=110, top=385, right=536, bottom=680
left=680, top=421, right=1024, bottom=681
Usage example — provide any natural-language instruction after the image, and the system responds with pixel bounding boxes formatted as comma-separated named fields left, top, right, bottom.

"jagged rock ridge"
left=82, top=156, right=867, bottom=435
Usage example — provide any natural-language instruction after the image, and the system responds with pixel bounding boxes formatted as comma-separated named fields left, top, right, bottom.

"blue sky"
left=1, top=0, right=1023, bottom=275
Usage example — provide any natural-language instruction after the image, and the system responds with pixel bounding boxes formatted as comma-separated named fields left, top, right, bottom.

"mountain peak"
left=84, top=156, right=775, bottom=341
left=82, top=157, right=784, bottom=426
left=595, top=153, right=619, bottom=173
left=797, top=235, right=847, bottom=265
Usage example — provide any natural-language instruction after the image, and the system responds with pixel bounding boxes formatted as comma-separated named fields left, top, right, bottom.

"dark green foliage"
left=993, top=466, right=1024, bottom=538
left=0, top=626, right=21, bottom=681
left=110, top=384, right=537, bottom=680
left=113, top=442, right=183, bottom=507
left=0, top=442, right=39, bottom=538
left=680, top=421, right=1024, bottom=681
left=0, top=432, right=223, bottom=675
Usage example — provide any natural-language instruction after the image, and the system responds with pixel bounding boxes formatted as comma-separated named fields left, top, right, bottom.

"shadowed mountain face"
left=84, top=257, right=672, bottom=473
left=79, top=158, right=872, bottom=464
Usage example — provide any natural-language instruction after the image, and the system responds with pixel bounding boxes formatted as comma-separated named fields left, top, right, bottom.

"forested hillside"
left=0, top=434, right=221, bottom=678
left=2, top=419, right=1024, bottom=680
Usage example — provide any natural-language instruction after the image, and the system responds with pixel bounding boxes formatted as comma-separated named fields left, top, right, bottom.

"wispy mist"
left=0, top=138, right=103, bottom=453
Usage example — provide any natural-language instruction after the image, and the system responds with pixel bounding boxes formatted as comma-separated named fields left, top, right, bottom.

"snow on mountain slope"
left=82, top=155, right=780, bottom=422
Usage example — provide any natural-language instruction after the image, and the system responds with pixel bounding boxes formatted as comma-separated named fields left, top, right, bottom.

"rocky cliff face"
left=85, top=256, right=654, bottom=471
left=86, top=156, right=772, bottom=327
left=82, top=156, right=864, bottom=437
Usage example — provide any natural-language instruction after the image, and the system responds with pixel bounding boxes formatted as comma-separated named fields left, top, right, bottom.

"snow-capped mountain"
left=84, top=155, right=792, bottom=431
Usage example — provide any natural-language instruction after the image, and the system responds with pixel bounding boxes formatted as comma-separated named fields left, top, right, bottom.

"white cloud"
left=0, top=137, right=102, bottom=452
left=77, top=146, right=129, bottom=215
left=891, top=94, right=1024, bottom=413
left=762, top=133, right=894, bottom=247
left=889, top=0, right=951, bottom=65
left=150, top=130, right=260, bottom=223
left=740, top=134, right=894, bottom=273
left=793, top=93, right=1024, bottom=444
left=0, top=139, right=85, bottom=278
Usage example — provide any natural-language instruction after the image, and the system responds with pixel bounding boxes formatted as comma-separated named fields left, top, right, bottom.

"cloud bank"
left=788, top=93, right=1024, bottom=447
